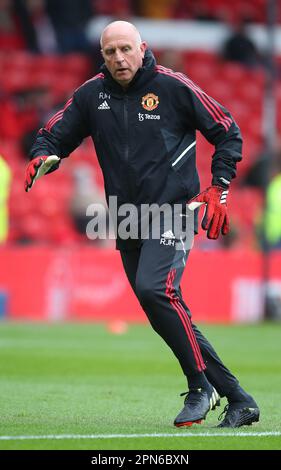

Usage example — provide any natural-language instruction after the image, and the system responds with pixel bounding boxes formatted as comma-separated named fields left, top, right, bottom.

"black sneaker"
left=217, top=402, right=260, bottom=428
left=174, top=386, right=220, bottom=427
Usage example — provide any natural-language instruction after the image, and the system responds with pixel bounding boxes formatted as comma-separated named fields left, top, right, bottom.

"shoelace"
left=180, top=389, right=202, bottom=405
left=218, top=404, right=229, bottom=421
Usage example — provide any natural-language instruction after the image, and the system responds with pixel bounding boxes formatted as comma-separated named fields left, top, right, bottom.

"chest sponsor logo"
left=138, top=113, right=160, bottom=121
left=142, top=93, right=159, bottom=111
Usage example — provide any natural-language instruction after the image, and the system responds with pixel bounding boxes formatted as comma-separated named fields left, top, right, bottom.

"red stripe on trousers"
left=168, top=270, right=205, bottom=370
left=166, top=270, right=205, bottom=371
left=166, top=269, right=205, bottom=371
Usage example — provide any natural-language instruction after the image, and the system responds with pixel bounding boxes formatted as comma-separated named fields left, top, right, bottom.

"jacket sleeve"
left=29, top=90, right=90, bottom=162
left=182, top=77, right=242, bottom=186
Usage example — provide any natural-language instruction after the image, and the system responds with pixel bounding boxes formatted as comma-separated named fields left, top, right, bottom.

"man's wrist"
left=212, top=176, right=231, bottom=190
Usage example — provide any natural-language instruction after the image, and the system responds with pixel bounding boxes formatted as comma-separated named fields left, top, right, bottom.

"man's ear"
left=140, top=41, right=147, bottom=58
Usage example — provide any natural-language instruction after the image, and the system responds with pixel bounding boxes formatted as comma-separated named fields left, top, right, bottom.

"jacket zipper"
left=124, top=95, right=129, bottom=162
left=123, top=95, right=135, bottom=201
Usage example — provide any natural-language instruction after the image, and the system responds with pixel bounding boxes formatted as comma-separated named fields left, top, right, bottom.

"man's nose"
left=115, top=50, right=124, bottom=62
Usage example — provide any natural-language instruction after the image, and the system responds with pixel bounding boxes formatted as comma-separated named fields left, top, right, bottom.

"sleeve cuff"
left=212, top=176, right=231, bottom=189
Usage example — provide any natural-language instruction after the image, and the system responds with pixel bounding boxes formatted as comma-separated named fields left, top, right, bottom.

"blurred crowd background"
left=1, top=0, right=281, bottom=251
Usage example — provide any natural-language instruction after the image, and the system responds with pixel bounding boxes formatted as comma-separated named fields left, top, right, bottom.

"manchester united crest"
left=142, top=93, right=159, bottom=111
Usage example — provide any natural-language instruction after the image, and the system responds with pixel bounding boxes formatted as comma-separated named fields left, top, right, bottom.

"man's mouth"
left=116, top=68, right=129, bottom=73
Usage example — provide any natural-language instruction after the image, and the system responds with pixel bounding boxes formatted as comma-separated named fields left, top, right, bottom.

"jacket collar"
left=100, top=49, right=157, bottom=95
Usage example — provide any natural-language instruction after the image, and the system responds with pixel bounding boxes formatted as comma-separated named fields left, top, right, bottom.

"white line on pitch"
left=0, top=432, right=280, bottom=441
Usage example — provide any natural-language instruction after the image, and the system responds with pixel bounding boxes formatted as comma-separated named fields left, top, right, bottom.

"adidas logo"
left=220, top=190, right=228, bottom=204
left=209, top=388, right=220, bottom=410
left=98, top=100, right=110, bottom=110
left=161, top=230, right=175, bottom=239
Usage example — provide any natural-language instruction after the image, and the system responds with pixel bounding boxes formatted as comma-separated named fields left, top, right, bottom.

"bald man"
left=100, top=21, right=146, bottom=88
left=25, top=21, right=259, bottom=428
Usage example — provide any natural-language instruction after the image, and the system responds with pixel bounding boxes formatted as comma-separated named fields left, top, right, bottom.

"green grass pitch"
left=0, top=321, right=280, bottom=450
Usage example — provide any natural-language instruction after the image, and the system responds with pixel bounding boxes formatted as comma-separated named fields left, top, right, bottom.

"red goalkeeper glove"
left=24, top=155, right=60, bottom=192
left=187, top=185, right=230, bottom=240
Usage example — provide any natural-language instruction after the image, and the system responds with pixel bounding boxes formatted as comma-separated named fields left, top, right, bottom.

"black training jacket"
left=30, top=49, right=242, bottom=248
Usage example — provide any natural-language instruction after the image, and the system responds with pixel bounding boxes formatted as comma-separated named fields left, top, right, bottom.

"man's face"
left=101, top=31, right=146, bottom=88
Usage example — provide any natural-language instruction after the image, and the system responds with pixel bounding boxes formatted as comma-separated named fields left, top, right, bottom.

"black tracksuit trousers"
left=120, top=235, right=239, bottom=398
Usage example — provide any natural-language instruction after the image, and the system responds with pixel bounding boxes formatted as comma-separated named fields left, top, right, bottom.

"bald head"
left=100, top=21, right=142, bottom=49
left=100, top=21, right=147, bottom=88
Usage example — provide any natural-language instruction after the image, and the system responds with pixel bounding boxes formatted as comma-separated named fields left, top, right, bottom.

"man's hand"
left=24, top=155, right=60, bottom=192
left=187, top=186, right=229, bottom=239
